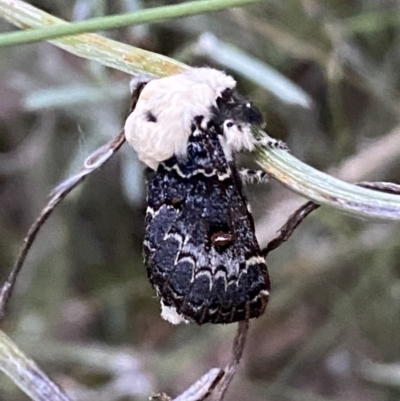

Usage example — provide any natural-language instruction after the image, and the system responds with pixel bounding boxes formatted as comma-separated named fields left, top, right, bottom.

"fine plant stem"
left=0, top=0, right=264, bottom=47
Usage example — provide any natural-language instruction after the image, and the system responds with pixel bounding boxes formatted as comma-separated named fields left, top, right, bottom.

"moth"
left=124, top=68, right=275, bottom=325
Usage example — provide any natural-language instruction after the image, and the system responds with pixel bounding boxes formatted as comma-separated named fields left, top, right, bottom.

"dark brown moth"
left=124, top=68, right=278, bottom=324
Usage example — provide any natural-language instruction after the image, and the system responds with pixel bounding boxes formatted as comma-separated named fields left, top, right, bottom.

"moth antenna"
left=0, top=130, right=126, bottom=320
left=50, top=131, right=125, bottom=195
left=0, top=73, right=151, bottom=319
left=262, top=181, right=400, bottom=257
left=129, top=73, right=154, bottom=104
left=262, top=201, right=318, bottom=256
left=209, top=321, right=249, bottom=401
left=153, top=321, right=248, bottom=401
left=129, top=73, right=155, bottom=93
left=169, top=368, right=224, bottom=401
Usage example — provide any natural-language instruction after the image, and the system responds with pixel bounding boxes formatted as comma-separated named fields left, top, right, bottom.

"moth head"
left=214, top=89, right=264, bottom=158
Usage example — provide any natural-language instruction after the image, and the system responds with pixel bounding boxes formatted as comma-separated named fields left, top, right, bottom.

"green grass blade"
left=0, top=0, right=264, bottom=47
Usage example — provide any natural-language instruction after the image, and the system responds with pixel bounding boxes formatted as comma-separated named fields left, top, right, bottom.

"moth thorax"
left=124, top=68, right=237, bottom=170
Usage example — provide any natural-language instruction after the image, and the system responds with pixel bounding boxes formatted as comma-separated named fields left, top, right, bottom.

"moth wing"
left=145, top=128, right=269, bottom=324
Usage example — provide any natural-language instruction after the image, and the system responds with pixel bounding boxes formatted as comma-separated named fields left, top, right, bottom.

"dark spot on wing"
left=211, top=231, right=233, bottom=247
left=209, top=222, right=233, bottom=250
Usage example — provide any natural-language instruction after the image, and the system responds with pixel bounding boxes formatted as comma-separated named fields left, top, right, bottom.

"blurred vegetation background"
left=2, top=0, right=400, bottom=400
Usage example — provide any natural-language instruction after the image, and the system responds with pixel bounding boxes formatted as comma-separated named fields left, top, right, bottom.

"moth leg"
left=262, top=201, right=318, bottom=257
left=257, top=136, right=289, bottom=152
left=262, top=180, right=400, bottom=257
left=239, top=168, right=270, bottom=185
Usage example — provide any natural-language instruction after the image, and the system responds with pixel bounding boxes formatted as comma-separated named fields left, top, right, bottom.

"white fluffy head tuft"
left=124, top=68, right=236, bottom=170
